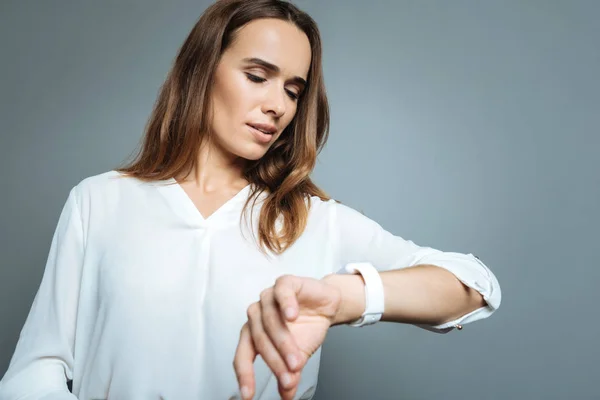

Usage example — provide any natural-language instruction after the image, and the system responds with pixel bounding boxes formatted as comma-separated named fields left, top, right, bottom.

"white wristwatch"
left=336, top=262, right=385, bottom=327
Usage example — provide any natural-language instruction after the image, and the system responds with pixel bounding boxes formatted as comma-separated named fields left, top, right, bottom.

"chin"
left=234, top=145, right=270, bottom=161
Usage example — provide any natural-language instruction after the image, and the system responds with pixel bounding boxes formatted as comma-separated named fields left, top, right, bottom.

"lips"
left=247, top=122, right=277, bottom=135
left=247, top=123, right=276, bottom=144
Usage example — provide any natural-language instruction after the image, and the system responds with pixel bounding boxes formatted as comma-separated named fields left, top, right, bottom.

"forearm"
left=324, top=264, right=487, bottom=327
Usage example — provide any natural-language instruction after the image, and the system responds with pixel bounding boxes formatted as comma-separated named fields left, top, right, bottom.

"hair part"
left=116, top=0, right=331, bottom=254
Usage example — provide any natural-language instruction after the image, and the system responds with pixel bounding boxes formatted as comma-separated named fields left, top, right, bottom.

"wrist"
left=322, top=273, right=367, bottom=326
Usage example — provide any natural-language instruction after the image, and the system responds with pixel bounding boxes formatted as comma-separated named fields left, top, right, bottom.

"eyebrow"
left=242, top=57, right=308, bottom=88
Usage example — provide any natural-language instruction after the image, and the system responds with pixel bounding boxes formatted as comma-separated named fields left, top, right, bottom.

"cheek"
left=282, top=108, right=297, bottom=131
left=213, top=74, right=253, bottom=119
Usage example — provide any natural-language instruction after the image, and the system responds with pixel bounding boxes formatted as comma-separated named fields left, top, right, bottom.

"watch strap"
left=336, top=262, right=385, bottom=327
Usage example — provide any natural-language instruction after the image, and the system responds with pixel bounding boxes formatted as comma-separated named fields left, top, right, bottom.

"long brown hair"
left=116, top=0, right=331, bottom=254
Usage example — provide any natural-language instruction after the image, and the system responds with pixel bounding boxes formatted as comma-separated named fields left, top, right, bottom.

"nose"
left=261, top=85, right=286, bottom=118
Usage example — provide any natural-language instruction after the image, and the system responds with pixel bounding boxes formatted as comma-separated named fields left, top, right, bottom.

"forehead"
left=225, top=18, right=312, bottom=80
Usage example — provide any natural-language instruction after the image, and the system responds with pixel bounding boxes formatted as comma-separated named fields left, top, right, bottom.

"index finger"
left=274, top=275, right=301, bottom=322
left=233, top=323, right=257, bottom=400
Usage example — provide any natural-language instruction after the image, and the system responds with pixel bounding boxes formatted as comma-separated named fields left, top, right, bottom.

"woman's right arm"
left=0, top=187, right=84, bottom=400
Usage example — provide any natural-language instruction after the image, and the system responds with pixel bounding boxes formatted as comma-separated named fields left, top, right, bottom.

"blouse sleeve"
left=330, top=201, right=501, bottom=333
left=0, top=187, right=83, bottom=399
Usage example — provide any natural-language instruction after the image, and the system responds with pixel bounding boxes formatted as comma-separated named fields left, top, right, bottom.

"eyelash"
left=245, top=73, right=299, bottom=101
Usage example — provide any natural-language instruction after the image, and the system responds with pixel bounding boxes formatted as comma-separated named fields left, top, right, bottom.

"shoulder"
left=306, top=195, right=336, bottom=217
left=75, top=170, right=136, bottom=192
left=70, top=169, right=151, bottom=212
left=307, top=195, right=382, bottom=231
left=306, top=195, right=367, bottom=219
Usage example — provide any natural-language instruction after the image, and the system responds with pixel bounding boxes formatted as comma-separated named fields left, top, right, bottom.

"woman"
left=0, top=1, right=501, bottom=399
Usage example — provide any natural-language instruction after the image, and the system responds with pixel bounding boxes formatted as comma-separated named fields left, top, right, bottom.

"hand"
left=233, top=274, right=343, bottom=400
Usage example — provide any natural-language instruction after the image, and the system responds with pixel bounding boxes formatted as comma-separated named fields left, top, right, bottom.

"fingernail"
left=280, top=372, right=292, bottom=387
left=287, top=353, right=298, bottom=369
left=240, top=386, right=251, bottom=399
left=285, top=307, right=295, bottom=319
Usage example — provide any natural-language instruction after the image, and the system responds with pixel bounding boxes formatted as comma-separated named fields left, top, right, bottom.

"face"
left=208, top=18, right=312, bottom=161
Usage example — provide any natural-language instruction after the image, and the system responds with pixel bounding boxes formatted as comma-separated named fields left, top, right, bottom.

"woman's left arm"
left=324, top=263, right=489, bottom=329
left=327, top=201, right=501, bottom=333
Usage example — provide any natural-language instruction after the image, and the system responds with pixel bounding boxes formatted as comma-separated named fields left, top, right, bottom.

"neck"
left=178, top=139, right=248, bottom=192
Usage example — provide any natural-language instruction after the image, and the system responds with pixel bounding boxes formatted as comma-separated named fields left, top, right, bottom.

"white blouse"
left=0, top=170, right=501, bottom=400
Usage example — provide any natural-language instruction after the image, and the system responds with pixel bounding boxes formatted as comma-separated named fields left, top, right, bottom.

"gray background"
left=1, top=1, right=598, bottom=399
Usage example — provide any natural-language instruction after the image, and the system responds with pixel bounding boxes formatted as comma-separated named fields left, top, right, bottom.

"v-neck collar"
left=156, top=178, right=252, bottom=229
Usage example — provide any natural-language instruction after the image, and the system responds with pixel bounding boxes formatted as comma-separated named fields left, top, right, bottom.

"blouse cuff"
left=415, top=252, right=501, bottom=333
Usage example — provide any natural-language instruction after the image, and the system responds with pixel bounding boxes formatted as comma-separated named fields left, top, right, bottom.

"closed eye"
left=245, top=73, right=266, bottom=83
left=245, top=73, right=300, bottom=101
left=285, top=89, right=299, bottom=101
